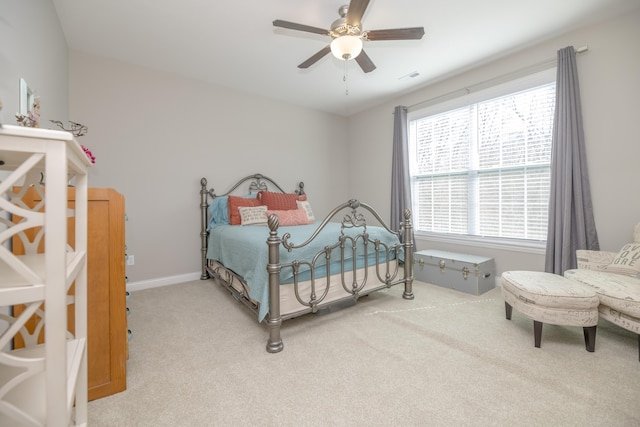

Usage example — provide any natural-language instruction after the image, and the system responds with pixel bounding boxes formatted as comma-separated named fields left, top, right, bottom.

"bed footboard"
left=265, top=199, right=414, bottom=353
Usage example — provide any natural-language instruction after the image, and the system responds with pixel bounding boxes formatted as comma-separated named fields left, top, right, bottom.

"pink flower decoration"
left=81, top=144, right=96, bottom=164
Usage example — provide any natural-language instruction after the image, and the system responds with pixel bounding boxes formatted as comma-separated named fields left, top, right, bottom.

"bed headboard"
left=201, top=173, right=304, bottom=199
left=199, top=174, right=304, bottom=279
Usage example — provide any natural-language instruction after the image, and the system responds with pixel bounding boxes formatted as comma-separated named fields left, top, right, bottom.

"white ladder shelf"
left=0, top=125, right=91, bottom=426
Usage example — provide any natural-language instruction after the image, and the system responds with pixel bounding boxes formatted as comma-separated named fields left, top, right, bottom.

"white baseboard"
left=127, top=272, right=202, bottom=292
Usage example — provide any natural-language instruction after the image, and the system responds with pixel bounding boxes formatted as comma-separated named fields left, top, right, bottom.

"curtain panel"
left=391, top=105, right=415, bottom=249
left=545, top=46, right=599, bottom=274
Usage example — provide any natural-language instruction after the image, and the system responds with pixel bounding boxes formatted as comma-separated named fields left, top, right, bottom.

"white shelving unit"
left=0, top=125, right=91, bottom=426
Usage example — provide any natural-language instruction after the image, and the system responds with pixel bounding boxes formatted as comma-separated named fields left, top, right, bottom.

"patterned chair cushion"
left=564, top=269, right=640, bottom=318
left=502, top=271, right=599, bottom=310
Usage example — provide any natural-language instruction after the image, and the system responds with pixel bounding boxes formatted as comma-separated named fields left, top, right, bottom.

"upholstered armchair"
left=563, top=223, right=640, bottom=361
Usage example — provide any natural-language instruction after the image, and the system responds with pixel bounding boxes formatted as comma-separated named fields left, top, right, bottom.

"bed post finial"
left=267, top=213, right=280, bottom=231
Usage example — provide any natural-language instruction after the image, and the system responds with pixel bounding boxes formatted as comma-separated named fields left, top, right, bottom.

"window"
left=408, top=71, right=556, bottom=243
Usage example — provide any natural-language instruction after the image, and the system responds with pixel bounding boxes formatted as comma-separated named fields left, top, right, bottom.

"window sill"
left=414, top=232, right=546, bottom=255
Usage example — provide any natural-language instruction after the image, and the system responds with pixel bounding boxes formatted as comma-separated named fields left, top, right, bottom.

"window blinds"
left=410, top=82, right=556, bottom=241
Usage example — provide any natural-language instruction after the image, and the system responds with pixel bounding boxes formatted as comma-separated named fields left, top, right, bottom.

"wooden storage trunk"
left=414, top=250, right=496, bottom=295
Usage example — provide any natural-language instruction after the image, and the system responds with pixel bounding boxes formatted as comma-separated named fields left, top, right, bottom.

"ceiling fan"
left=273, top=0, right=425, bottom=73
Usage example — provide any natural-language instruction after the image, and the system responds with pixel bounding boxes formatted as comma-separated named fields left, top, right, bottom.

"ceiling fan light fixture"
left=330, top=35, right=363, bottom=61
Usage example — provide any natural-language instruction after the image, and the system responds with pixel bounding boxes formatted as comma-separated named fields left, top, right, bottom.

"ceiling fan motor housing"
left=330, top=6, right=362, bottom=39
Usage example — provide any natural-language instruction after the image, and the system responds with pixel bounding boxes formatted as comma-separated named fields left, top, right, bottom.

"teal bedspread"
left=207, top=221, right=401, bottom=322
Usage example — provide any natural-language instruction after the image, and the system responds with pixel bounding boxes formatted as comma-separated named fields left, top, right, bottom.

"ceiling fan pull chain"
left=344, top=60, right=349, bottom=96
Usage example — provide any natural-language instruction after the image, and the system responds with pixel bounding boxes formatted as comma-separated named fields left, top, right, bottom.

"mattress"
left=207, top=221, right=402, bottom=321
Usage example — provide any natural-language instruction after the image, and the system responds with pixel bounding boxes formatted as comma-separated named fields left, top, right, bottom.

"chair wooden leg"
left=533, top=320, right=542, bottom=348
left=505, top=302, right=513, bottom=320
left=583, top=326, right=596, bottom=352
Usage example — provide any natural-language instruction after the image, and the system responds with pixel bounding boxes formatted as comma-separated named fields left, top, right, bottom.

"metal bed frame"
left=200, top=173, right=414, bottom=353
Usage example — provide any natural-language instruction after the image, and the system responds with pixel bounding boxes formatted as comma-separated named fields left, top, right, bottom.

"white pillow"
left=238, top=205, right=268, bottom=226
left=605, top=243, right=640, bottom=277
left=296, top=200, right=315, bottom=222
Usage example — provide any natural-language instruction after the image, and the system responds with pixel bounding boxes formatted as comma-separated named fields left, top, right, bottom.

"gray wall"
left=349, top=9, right=640, bottom=277
left=1, top=0, right=69, bottom=126
left=3, top=1, right=639, bottom=287
left=68, top=52, right=350, bottom=286
left=0, top=0, right=69, bottom=335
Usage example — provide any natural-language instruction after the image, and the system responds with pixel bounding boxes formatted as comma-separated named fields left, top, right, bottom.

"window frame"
left=407, top=68, right=556, bottom=252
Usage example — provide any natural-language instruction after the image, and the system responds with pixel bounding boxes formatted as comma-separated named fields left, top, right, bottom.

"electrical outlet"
left=127, top=255, right=134, bottom=266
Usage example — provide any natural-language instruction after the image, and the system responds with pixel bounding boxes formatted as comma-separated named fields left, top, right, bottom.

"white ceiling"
left=52, top=0, right=640, bottom=117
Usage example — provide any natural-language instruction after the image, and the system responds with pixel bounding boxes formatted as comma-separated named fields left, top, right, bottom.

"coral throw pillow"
left=228, top=195, right=261, bottom=225
left=267, top=209, right=312, bottom=226
left=258, top=191, right=305, bottom=211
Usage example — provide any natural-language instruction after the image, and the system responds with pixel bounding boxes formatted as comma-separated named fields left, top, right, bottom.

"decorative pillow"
left=605, top=243, right=640, bottom=277
left=576, top=250, right=616, bottom=271
left=296, top=200, right=315, bottom=222
left=228, top=195, right=261, bottom=225
left=258, top=191, right=305, bottom=211
left=267, top=209, right=312, bottom=226
left=238, top=205, right=268, bottom=226
left=208, top=196, right=229, bottom=226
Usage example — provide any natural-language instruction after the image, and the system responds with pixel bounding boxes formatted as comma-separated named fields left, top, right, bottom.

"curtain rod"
left=404, top=45, right=588, bottom=112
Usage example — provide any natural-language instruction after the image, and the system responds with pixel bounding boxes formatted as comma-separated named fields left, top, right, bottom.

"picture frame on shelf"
left=19, top=78, right=35, bottom=116
left=17, top=78, right=40, bottom=127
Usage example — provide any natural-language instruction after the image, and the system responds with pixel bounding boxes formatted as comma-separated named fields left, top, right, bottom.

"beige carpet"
left=88, top=279, right=640, bottom=426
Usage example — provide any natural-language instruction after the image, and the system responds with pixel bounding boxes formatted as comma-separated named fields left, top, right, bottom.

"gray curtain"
left=545, top=46, right=599, bottom=274
left=391, top=105, right=415, bottom=248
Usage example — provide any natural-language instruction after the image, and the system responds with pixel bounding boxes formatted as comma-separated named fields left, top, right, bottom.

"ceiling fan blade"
left=298, top=46, right=331, bottom=69
left=273, top=20, right=329, bottom=36
left=355, top=49, right=376, bottom=73
left=366, top=27, right=425, bottom=41
left=346, top=0, right=370, bottom=27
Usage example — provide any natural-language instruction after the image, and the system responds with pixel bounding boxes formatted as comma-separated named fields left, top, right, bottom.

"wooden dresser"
left=13, top=187, right=128, bottom=401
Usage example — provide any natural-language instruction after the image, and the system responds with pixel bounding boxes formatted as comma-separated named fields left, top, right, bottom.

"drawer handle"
left=462, top=266, right=469, bottom=280
left=439, top=260, right=446, bottom=272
